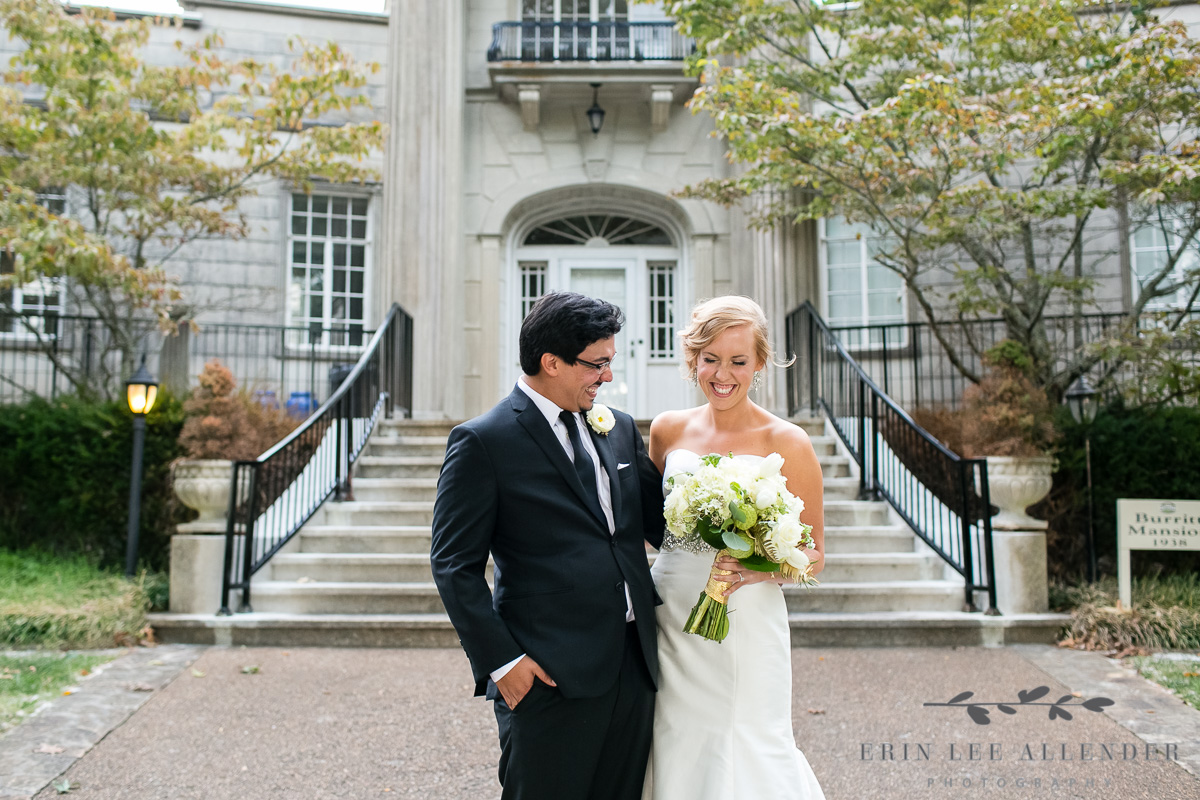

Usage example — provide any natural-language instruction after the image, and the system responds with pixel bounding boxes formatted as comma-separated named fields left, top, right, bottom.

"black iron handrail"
left=219, top=303, right=414, bottom=614
left=787, top=302, right=998, bottom=613
left=488, top=21, right=694, bottom=62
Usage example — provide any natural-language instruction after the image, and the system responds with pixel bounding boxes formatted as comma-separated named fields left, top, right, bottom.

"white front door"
left=567, top=258, right=637, bottom=413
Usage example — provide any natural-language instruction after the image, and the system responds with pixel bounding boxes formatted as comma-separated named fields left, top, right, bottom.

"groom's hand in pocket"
left=497, top=657, right=557, bottom=709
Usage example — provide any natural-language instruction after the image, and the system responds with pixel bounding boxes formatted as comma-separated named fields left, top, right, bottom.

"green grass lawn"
left=0, top=549, right=158, bottom=649
left=0, top=652, right=116, bottom=734
left=1128, top=655, right=1200, bottom=711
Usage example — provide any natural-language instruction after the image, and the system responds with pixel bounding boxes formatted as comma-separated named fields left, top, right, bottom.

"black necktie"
left=559, top=410, right=603, bottom=522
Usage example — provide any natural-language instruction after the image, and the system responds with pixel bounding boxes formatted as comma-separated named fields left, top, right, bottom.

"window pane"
left=827, top=266, right=860, bottom=292
left=312, top=216, right=327, bottom=237
left=868, top=290, right=903, bottom=318
left=351, top=219, right=367, bottom=239
left=828, top=294, right=860, bottom=322
left=825, top=241, right=860, bottom=267
left=352, top=198, right=368, bottom=216
left=867, top=263, right=902, bottom=288
left=332, top=217, right=347, bottom=238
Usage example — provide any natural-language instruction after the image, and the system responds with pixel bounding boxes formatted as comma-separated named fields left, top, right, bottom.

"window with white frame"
left=522, top=0, right=628, bottom=21
left=1, top=189, right=68, bottom=337
left=647, top=261, right=676, bottom=359
left=822, top=216, right=905, bottom=345
left=1131, top=219, right=1200, bottom=310
left=519, top=261, right=548, bottom=322
left=288, top=193, right=370, bottom=347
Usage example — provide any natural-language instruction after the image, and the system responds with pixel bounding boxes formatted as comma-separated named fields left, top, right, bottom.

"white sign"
left=1116, top=499, right=1200, bottom=608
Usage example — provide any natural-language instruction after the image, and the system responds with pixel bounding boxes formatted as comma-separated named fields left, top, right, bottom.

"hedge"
left=0, top=394, right=189, bottom=573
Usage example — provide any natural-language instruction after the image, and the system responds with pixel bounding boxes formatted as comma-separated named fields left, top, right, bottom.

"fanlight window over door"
left=524, top=215, right=672, bottom=246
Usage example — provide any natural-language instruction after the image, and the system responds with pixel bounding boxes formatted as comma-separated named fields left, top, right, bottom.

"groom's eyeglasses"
left=575, top=356, right=614, bottom=375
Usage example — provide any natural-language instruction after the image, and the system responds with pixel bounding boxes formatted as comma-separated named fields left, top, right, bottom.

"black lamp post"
left=1065, top=375, right=1099, bottom=583
left=125, top=355, right=159, bottom=578
left=586, top=83, right=606, bottom=137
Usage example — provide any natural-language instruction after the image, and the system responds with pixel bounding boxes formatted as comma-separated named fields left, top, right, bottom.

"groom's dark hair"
left=520, top=292, right=624, bottom=376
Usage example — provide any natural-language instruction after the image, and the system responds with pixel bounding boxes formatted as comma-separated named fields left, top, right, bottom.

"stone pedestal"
left=991, top=529, right=1050, bottom=615
left=169, top=521, right=226, bottom=615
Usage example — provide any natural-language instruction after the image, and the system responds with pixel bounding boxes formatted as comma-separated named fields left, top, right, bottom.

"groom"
left=431, top=292, right=665, bottom=800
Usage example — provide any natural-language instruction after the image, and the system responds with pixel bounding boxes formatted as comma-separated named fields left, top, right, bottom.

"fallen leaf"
left=28, top=665, right=36, bottom=672
left=1183, top=672, right=1198, bottom=678
left=61, top=690, right=72, bottom=696
left=806, top=708, right=825, bottom=715
left=241, top=665, right=260, bottom=674
left=79, top=669, right=89, bottom=676
left=148, top=660, right=165, bottom=667
left=34, top=743, right=65, bottom=755
left=52, top=777, right=75, bottom=794
left=128, top=683, right=155, bottom=692
left=192, top=669, right=206, bottom=678
left=1070, top=691, right=1082, bottom=698
left=0, top=674, right=13, bottom=680
left=296, top=576, right=314, bottom=583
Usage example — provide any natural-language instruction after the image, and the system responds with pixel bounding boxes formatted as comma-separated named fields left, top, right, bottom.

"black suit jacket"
left=430, top=386, right=665, bottom=699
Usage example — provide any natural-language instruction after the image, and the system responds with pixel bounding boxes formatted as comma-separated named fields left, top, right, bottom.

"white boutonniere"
left=586, top=403, right=615, bottom=436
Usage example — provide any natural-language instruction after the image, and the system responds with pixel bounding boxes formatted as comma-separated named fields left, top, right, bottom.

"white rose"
left=586, top=403, right=615, bottom=435
left=784, top=548, right=811, bottom=571
left=754, top=485, right=779, bottom=510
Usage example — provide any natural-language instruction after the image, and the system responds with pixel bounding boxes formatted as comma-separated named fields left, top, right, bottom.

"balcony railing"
left=488, top=21, right=694, bottom=63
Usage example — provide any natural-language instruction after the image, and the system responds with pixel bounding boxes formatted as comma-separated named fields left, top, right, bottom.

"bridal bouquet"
left=664, top=453, right=819, bottom=642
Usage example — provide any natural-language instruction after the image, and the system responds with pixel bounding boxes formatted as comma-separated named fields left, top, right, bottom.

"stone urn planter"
left=172, top=459, right=234, bottom=524
left=983, top=455, right=1056, bottom=530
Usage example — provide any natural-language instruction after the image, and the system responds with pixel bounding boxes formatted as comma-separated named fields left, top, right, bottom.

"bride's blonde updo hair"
left=678, top=296, right=793, bottom=381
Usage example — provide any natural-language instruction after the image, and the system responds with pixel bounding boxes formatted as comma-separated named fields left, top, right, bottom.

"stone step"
left=366, top=436, right=450, bottom=457
left=349, top=478, right=438, bottom=502
left=823, top=500, right=891, bottom=527
left=818, top=455, right=852, bottom=478
left=249, top=581, right=451, bottom=614
left=822, top=526, right=917, bottom=554
left=354, top=456, right=444, bottom=479
left=821, top=477, right=861, bottom=500
left=271, top=553, right=493, bottom=583
left=376, top=419, right=460, bottom=438
left=819, top=552, right=945, bottom=582
left=148, top=610, right=1066, bottom=649
left=318, top=501, right=434, bottom=526
left=298, top=526, right=432, bottom=554
left=270, top=550, right=937, bottom=585
left=247, top=576, right=965, bottom=616
left=783, top=580, right=965, bottom=613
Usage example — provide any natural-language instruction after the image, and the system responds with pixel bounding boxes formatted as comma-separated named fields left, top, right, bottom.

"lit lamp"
left=124, top=355, right=158, bottom=577
left=586, top=83, right=606, bottom=137
left=1064, top=375, right=1099, bottom=583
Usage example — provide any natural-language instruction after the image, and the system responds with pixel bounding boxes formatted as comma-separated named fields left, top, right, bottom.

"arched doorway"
left=509, top=211, right=689, bottom=418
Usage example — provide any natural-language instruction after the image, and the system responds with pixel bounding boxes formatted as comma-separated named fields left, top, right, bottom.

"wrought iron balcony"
left=487, top=21, right=694, bottom=63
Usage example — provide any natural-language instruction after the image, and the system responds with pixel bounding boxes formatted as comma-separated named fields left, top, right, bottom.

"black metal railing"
left=788, top=302, right=997, bottom=612
left=219, top=303, right=413, bottom=614
left=0, top=311, right=374, bottom=406
left=829, top=309, right=1199, bottom=411
left=488, top=21, right=694, bottom=62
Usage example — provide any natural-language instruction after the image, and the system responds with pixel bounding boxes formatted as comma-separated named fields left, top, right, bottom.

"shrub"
left=1037, top=403, right=1200, bottom=579
left=0, top=393, right=187, bottom=572
left=178, top=359, right=298, bottom=460
left=178, top=360, right=297, bottom=461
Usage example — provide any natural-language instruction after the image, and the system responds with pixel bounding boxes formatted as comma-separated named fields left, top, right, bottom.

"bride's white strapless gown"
left=642, top=449, right=825, bottom=800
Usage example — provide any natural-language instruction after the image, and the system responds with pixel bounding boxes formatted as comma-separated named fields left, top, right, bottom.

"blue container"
left=253, top=389, right=279, bottom=410
left=286, top=391, right=316, bottom=418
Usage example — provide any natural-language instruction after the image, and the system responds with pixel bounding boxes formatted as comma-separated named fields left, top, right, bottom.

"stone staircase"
left=151, top=416, right=1064, bottom=647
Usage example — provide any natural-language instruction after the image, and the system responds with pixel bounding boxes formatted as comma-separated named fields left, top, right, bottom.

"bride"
left=642, top=296, right=826, bottom=800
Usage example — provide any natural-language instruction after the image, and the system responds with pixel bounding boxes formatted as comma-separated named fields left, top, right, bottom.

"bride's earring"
left=752, top=371, right=763, bottom=392
left=688, top=372, right=699, bottom=388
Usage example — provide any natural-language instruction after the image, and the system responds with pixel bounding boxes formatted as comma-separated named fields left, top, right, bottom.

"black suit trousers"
left=493, top=623, right=655, bottom=800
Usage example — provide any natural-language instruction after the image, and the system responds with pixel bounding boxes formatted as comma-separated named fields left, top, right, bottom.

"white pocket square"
left=617, top=462, right=630, bottom=470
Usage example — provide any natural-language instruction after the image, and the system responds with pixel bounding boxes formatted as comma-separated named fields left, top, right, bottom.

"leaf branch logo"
left=923, top=686, right=1114, bottom=725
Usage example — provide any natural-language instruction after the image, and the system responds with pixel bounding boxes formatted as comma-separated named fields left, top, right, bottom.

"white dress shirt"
left=491, top=378, right=634, bottom=685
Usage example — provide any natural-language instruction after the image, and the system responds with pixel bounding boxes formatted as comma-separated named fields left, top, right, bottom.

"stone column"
left=382, top=0, right=465, bottom=418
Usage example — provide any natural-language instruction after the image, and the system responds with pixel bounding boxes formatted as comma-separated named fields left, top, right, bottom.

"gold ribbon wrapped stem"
left=703, top=549, right=734, bottom=605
